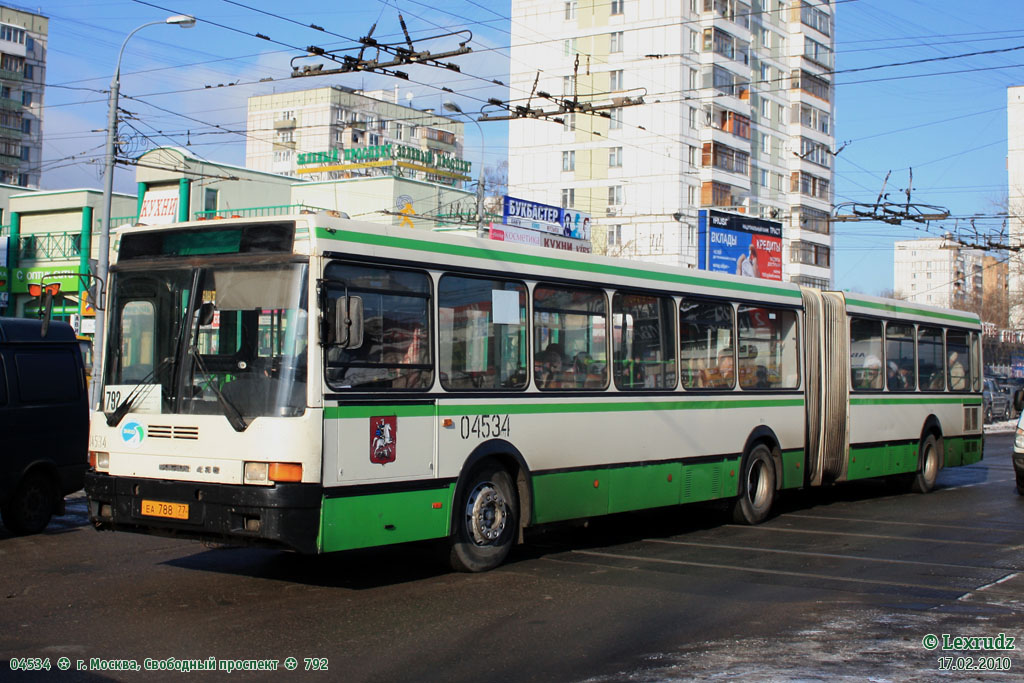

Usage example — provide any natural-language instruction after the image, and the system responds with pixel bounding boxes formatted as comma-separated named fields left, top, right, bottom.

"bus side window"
left=612, top=292, right=677, bottom=390
left=946, top=329, right=969, bottom=392
left=917, top=326, right=945, bottom=391
left=533, top=285, right=608, bottom=391
left=438, top=275, right=528, bottom=391
left=850, top=317, right=882, bottom=390
left=885, top=322, right=915, bottom=391
left=737, top=305, right=799, bottom=390
left=322, top=262, right=433, bottom=391
left=679, top=298, right=734, bottom=389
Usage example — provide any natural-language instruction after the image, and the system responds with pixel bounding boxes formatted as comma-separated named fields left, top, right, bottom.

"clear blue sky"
left=40, top=1, right=1024, bottom=295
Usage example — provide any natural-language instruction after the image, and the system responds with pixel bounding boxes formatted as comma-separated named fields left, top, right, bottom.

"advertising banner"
left=502, top=196, right=591, bottom=241
left=138, top=188, right=180, bottom=225
left=490, top=224, right=591, bottom=253
left=697, top=209, right=782, bottom=281
left=11, top=266, right=82, bottom=294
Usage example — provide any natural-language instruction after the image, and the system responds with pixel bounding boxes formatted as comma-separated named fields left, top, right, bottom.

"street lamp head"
left=166, top=14, right=196, bottom=28
left=442, top=100, right=464, bottom=115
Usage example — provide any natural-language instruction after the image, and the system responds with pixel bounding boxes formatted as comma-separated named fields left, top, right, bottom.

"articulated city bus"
left=84, top=213, right=983, bottom=572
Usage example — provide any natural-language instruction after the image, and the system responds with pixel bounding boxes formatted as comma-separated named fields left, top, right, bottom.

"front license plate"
left=141, top=499, right=189, bottom=520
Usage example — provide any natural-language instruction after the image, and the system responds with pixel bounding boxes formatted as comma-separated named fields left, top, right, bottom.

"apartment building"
left=0, top=6, right=45, bottom=188
left=245, top=86, right=468, bottom=188
left=507, top=0, right=835, bottom=286
left=893, top=236, right=984, bottom=309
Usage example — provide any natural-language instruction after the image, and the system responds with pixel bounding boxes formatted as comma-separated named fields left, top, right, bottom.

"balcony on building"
left=420, top=125, right=458, bottom=153
left=702, top=141, right=751, bottom=182
left=790, top=170, right=830, bottom=202
left=701, top=26, right=751, bottom=68
left=702, top=64, right=752, bottom=109
left=701, top=180, right=747, bottom=210
left=790, top=69, right=832, bottom=105
left=791, top=205, right=831, bottom=236
left=701, top=0, right=753, bottom=39
left=704, top=104, right=752, bottom=143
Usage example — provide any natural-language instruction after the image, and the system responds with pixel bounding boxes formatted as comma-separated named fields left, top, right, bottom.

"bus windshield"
left=105, top=261, right=309, bottom=420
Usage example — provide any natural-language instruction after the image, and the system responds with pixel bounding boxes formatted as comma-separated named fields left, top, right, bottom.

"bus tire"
left=1, top=471, right=56, bottom=535
left=911, top=434, right=941, bottom=493
left=449, top=463, right=517, bottom=572
left=732, top=444, right=775, bottom=525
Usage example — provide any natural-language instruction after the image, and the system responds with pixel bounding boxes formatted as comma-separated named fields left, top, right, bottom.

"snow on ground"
left=985, top=418, right=1018, bottom=435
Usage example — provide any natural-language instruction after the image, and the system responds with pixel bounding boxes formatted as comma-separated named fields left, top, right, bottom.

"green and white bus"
left=85, top=213, right=984, bottom=572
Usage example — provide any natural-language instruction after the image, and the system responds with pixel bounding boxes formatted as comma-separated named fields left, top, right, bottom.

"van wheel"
left=732, top=444, right=776, bottom=524
left=1016, top=475, right=1024, bottom=496
left=1, top=471, right=56, bottom=535
left=911, top=434, right=941, bottom=493
left=449, top=463, right=517, bottom=572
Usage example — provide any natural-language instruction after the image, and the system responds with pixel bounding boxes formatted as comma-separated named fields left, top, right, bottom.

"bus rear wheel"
left=911, top=434, right=941, bottom=493
left=732, top=444, right=776, bottom=525
left=449, top=463, right=517, bottom=572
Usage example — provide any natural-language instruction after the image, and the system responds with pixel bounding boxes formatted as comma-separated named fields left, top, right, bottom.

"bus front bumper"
left=85, top=473, right=321, bottom=554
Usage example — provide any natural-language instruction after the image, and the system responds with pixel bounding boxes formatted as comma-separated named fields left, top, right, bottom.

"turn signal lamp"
left=269, top=463, right=303, bottom=482
left=244, top=462, right=302, bottom=484
left=1015, top=427, right=1024, bottom=451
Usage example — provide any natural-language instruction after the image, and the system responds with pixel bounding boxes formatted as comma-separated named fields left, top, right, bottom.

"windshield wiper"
left=105, top=356, right=174, bottom=427
left=189, top=346, right=249, bottom=432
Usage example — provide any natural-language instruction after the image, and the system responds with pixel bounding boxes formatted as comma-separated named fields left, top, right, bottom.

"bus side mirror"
left=197, top=302, right=215, bottom=327
left=334, top=296, right=363, bottom=349
left=1015, top=389, right=1024, bottom=413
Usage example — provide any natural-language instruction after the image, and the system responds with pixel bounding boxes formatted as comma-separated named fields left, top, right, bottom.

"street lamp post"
left=91, top=15, right=195, bottom=410
left=443, top=101, right=486, bottom=239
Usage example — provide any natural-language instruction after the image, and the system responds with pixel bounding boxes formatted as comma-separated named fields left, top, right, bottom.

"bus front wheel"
left=732, top=444, right=776, bottom=525
left=449, top=463, right=517, bottom=572
left=911, top=434, right=941, bottom=493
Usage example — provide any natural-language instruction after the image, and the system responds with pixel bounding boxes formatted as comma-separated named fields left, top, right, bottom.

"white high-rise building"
left=508, top=0, right=834, bottom=286
left=893, top=236, right=984, bottom=309
left=0, top=6, right=46, bottom=188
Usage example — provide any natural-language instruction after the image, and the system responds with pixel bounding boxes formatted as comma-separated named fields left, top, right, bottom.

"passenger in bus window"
left=702, top=347, right=734, bottom=388
left=856, top=354, right=882, bottom=390
left=535, top=349, right=563, bottom=388
left=948, top=351, right=966, bottom=390
left=887, top=361, right=908, bottom=391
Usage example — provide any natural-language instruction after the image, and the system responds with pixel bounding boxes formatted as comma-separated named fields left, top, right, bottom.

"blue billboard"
left=502, top=196, right=591, bottom=241
left=697, top=209, right=783, bottom=280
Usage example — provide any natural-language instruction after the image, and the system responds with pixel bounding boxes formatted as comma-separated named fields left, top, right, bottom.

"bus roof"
left=844, top=291, right=981, bottom=328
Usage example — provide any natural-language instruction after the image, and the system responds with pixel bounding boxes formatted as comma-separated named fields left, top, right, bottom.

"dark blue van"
left=0, top=318, right=89, bottom=534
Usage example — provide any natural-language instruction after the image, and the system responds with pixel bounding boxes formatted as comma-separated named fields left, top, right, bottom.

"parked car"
left=1003, top=378, right=1024, bottom=419
left=983, top=377, right=1010, bottom=423
left=0, top=318, right=89, bottom=534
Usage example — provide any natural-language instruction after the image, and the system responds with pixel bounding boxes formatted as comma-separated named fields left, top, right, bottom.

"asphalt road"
left=2, top=433, right=1022, bottom=682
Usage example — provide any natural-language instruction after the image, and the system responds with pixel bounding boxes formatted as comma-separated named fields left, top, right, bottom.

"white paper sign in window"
left=491, top=289, right=520, bottom=325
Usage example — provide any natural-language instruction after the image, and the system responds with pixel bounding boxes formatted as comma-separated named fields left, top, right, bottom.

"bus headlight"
left=244, top=462, right=303, bottom=484
left=1015, top=428, right=1024, bottom=451
left=90, top=451, right=109, bottom=471
left=244, top=462, right=269, bottom=484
